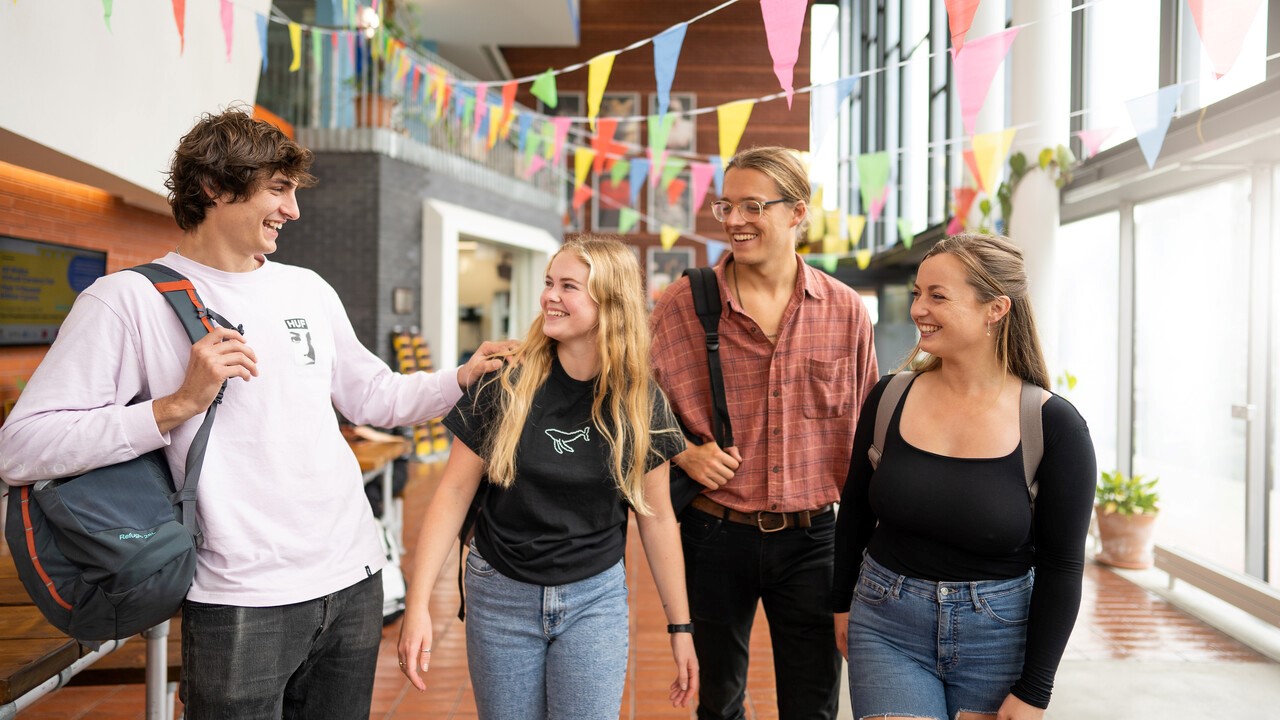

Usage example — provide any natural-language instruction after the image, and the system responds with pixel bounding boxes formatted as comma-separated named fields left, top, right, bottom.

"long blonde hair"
left=482, top=236, right=667, bottom=514
left=901, top=233, right=1050, bottom=390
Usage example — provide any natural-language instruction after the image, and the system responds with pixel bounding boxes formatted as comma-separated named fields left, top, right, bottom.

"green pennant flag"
left=857, top=152, right=891, bottom=212
left=525, top=133, right=543, bottom=164
left=102, top=0, right=113, bottom=30
left=648, top=113, right=676, bottom=159
left=618, top=207, right=640, bottom=234
left=897, top=218, right=914, bottom=249
left=610, top=158, right=630, bottom=186
left=660, top=157, right=687, bottom=190
left=530, top=69, right=558, bottom=109
left=463, top=98, right=475, bottom=133
left=311, top=28, right=323, bottom=72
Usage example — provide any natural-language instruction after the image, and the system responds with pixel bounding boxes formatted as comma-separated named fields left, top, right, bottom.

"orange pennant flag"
left=171, top=0, right=186, bottom=54
left=572, top=184, right=594, bottom=210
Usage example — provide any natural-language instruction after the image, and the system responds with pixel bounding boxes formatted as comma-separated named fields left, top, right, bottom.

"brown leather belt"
left=690, top=495, right=833, bottom=533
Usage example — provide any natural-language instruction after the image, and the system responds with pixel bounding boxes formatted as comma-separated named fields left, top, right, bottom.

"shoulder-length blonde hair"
left=482, top=235, right=667, bottom=515
left=901, top=233, right=1050, bottom=390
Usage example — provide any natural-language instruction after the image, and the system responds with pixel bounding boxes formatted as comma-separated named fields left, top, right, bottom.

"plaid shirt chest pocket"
left=802, top=356, right=855, bottom=419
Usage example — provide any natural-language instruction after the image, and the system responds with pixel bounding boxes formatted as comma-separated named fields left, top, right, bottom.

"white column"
left=1008, top=0, right=1071, bottom=379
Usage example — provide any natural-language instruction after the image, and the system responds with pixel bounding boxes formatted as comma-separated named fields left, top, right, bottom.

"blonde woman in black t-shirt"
left=397, top=236, right=698, bottom=719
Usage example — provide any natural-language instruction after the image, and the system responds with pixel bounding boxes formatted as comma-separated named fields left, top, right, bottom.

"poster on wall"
left=646, top=245, right=694, bottom=307
left=540, top=93, right=587, bottom=232
left=650, top=93, right=697, bottom=153
left=648, top=171, right=695, bottom=233
left=593, top=175, right=634, bottom=233
left=0, top=236, right=107, bottom=346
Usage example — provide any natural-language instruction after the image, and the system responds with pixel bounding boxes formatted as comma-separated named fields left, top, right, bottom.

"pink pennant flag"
left=523, top=155, right=547, bottom=180
left=473, top=83, right=488, bottom=138
left=868, top=187, right=889, bottom=222
left=944, top=0, right=981, bottom=54
left=946, top=216, right=964, bottom=235
left=220, top=0, right=234, bottom=61
left=952, top=27, right=1020, bottom=137
left=759, top=0, right=809, bottom=108
left=690, top=163, right=715, bottom=214
left=550, top=117, right=573, bottom=161
left=1187, top=0, right=1265, bottom=78
left=171, top=0, right=186, bottom=54
left=1075, top=126, right=1117, bottom=159
left=347, top=32, right=356, bottom=70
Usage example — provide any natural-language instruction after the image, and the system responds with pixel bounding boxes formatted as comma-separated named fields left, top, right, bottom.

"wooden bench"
left=1154, top=545, right=1280, bottom=628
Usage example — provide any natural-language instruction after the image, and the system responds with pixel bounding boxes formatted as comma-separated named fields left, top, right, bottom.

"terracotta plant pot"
left=353, top=93, right=397, bottom=128
left=1094, top=507, right=1158, bottom=569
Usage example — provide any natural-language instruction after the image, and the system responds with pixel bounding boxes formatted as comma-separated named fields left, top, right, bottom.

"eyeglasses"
left=710, top=198, right=788, bottom=222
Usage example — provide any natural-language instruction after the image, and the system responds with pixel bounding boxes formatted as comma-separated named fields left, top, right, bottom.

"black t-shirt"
left=443, top=357, right=684, bottom=586
left=832, top=374, right=1097, bottom=709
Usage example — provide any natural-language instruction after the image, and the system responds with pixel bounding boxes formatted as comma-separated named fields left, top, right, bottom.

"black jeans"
left=681, top=507, right=840, bottom=720
left=180, top=572, right=383, bottom=720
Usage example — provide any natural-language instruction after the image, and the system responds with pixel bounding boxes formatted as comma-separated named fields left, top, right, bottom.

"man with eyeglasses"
left=650, top=146, right=878, bottom=719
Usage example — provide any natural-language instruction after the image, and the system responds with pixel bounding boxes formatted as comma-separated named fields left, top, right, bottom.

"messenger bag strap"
left=683, top=267, right=734, bottom=448
left=869, top=371, right=914, bottom=470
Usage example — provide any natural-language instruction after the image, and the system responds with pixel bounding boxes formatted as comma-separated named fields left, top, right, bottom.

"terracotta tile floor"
left=22, top=460, right=1271, bottom=719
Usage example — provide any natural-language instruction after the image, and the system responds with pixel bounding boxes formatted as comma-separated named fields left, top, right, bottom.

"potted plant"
left=1094, top=470, right=1160, bottom=569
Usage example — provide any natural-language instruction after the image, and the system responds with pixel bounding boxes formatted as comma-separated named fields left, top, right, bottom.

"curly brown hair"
left=166, top=109, right=317, bottom=231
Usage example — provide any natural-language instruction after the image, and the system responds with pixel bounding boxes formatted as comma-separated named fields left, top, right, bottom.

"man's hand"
left=153, top=327, right=258, bottom=434
left=457, top=340, right=519, bottom=388
left=674, top=441, right=742, bottom=490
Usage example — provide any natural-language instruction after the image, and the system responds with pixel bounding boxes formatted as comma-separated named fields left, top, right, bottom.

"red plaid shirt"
left=650, top=255, right=878, bottom=513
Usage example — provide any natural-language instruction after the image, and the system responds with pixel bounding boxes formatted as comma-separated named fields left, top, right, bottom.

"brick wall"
left=0, top=161, right=179, bottom=414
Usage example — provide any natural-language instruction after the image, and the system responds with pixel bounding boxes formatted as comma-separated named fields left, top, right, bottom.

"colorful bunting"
left=653, top=23, right=688, bottom=117
left=522, top=155, right=546, bottom=180
left=647, top=113, right=677, bottom=186
left=530, top=69, right=558, bottom=109
left=311, top=28, right=323, bottom=76
left=868, top=189, right=889, bottom=223
left=848, top=215, right=867, bottom=248
left=972, top=128, right=1017, bottom=195
left=587, top=53, right=618, bottom=130
left=550, top=117, right=573, bottom=161
left=666, top=178, right=688, bottom=206
left=660, top=158, right=688, bottom=191
left=660, top=226, right=681, bottom=250
left=707, top=241, right=729, bottom=266
left=257, top=12, right=269, bottom=71
left=710, top=157, right=725, bottom=196
left=963, top=149, right=983, bottom=190
left=473, top=83, right=489, bottom=138
left=856, top=153, right=891, bottom=214
left=628, top=159, right=651, bottom=206
left=823, top=211, right=847, bottom=255
left=897, top=218, right=915, bottom=250
left=952, top=27, right=1020, bottom=136
left=855, top=249, right=872, bottom=270
left=810, top=77, right=859, bottom=153
left=1187, top=0, right=1265, bottom=79
left=690, top=163, right=715, bottom=215
left=1075, top=126, right=1117, bottom=159
left=220, top=0, right=234, bottom=61
left=949, top=186, right=978, bottom=234
left=171, top=0, right=186, bottom=54
left=288, top=23, right=302, bottom=72
left=944, top=0, right=981, bottom=54
left=574, top=147, right=597, bottom=191
left=1125, top=84, right=1183, bottom=170
left=610, top=158, right=631, bottom=186
left=759, top=0, right=809, bottom=107
left=500, top=81, right=518, bottom=132
left=618, top=208, right=641, bottom=234
left=102, top=0, right=112, bottom=30
left=717, top=101, right=755, bottom=163
left=572, top=184, right=594, bottom=210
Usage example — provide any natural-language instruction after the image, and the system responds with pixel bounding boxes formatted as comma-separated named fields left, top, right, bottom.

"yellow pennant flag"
left=806, top=186, right=825, bottom=243
left=288, top=23, right=302, bottom=72
left=587, top=53, right=617, bottom=131
left=717, top=101, right=754, bottom=163
left=823, top=211, right=846, bottom=255
left=972, top=128, right=1018, bottom=200
left=660, top=226, right=681, bottom=251
left=487, top=110, right=503, bottom=149
left=847, top=215, right=867, bottom=248
left=574, top=147, right=596, bottom=191
left=855, top=249, right=872, bottom=270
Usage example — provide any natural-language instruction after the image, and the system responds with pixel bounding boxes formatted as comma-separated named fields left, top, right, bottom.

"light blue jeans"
left=846, top=554, right=1033, bottom=719
left=464, top=541, right=629, bottom=720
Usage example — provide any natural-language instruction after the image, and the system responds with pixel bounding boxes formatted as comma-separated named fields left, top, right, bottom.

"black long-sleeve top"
left=832, top=374, right=1097, bottom=709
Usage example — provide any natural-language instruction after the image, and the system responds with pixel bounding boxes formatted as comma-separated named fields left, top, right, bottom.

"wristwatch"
left=667, top=622, right=695, bottom=635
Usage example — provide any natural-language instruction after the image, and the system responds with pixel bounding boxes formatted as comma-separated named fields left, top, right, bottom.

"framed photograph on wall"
left=592, top=174, right=635, bottom=233
left=646, top=245, right=694, bottom=307
left=649, top=93, right=696, bottom=153
left=538, top=91, right=584, bottom=119
left=600, top=92, right=642, bottom=150
left=648, top=170, right=695, bottom=233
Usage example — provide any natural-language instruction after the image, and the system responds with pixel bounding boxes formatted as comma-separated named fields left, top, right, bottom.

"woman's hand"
left=396, top=604, right=435, bottom=692
left=995, top=693, right=1045, bottom=720
left=833, top=611, right=849, bottom=660
left=668, top=632, right=699, bottom=708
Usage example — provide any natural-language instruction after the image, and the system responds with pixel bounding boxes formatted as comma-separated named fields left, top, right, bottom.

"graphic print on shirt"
left=284, top=318, right=316, bottom=366
left=545, top=426, right=591, bottom=454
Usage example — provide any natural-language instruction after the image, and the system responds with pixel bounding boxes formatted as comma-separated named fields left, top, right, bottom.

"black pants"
left=681, top=506, right=841, bottom=720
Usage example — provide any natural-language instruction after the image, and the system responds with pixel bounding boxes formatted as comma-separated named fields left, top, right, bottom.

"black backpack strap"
left=127, top=263, right=237, bottom=548
left=869, top=372, right=914, bottom=470
left=682, top=267, right=733, bottom=448
left=1020, top=381, right=1044, bottom=510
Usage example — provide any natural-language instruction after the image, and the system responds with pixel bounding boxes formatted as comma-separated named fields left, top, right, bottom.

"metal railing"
left=255, top=24, right=559, bottom=210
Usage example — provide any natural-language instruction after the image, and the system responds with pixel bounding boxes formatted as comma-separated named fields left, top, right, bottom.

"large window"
left=1182, top=1, right=1270, bottom=110
left=1080, top=0, right=1160, bottom=154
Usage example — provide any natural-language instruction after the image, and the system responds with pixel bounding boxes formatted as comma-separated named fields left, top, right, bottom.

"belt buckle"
left=756, top=512, right=789, bottom=533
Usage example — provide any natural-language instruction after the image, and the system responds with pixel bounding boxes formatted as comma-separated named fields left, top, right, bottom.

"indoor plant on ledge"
left=1094, top=470, right=1161, bottom=569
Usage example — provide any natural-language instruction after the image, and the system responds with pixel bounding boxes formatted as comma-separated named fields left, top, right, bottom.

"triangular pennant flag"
left=952, top=186, right=978, bottom=233
left=618, top=207, right=641, bottom=234
left=500, top=81, right=518, bottom=133
left=856, top=152, right=891, bottom=212
left=102, top=0, right=113, bottom=30
left=522, top=155, right=547, bottom=180
left=848, top=215, right=867, bottom=248
left=171, top=0, right=186, bottom=54
left=487, top=109, right=502, bottom=149
left=810, top=76, right=859, bottom=153
left=660, top=158, right=688, bottom=191
left=1075, top=126, right=1117, bottom=159
left=897, top=218, right=915, bottom=250
left=573, top=184, right=594, bottom=210
left=610, top=158, right=631, bottom=186
left=347, top=32, right=356, bottom=73
left=550, top=116, right=573, bottom=160
left=1187, top=0, right=1265, bottom=79
left=257, top=13, right=269, bottom=71
left=718, top=101, right=755, bottom=163
left=707, top=241, right=729, bottom=266
left=647, top=113, right=677, bottom=186
left=591, top=119, right=623, bottom=173
left=944, top=0, right=981, bottom=54
left=759, top=0, right=809, bottom=107
left=963, top=148, right=983, bottom=190
left=530, top=69, right=558, bottom=109
left=628, top=159, right=650, bottom=206
left=710, top=156, right=725, bottom=196
left=690, top=163, right=715, bottom=214
left=952, top=27, right=1020, bottom=136
left=311, top=28, right=324, bottom=76
left=525, top=133, right=543, bottom=165
left=972, top=128, right=1018, bottom=196
left=518, top=111, right=535, bottom=154
left=823, top=212, right=848, bottom=255
left=473, top=83, right=489, bottom=138
left=868, top=187, right=890, bottom=222
left=574, top=147, right=597, bottom=191
left=666, top=178, right=688, bottom=206
left=807, top=186, right=826, bottom=243
left=220, top=0, right=234, bottom=61
left=660, top=226, right=681, bottom=250
left=463, top=98, right=475, bottom=134
left=587, top=53, right=618, bottom=130
left=855, top=249, right=872, bottom=270
left=1125, top=84, right=1183, bottom=170
left=806, top=255, right=838, bottom=273
left=653, top=23, right=688, bottom=117
left=288, top=23, right=302, bottom=72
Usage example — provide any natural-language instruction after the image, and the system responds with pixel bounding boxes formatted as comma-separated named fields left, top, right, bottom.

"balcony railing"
left=255, top=26, right=560, bottom=211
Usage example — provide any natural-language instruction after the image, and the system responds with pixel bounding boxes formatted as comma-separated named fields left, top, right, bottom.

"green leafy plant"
left=1096, top=470, right=1160, bottom=516
left=1054, top=370, right=1077, bottom=393
left=975, top=144, right=1077, bottom=234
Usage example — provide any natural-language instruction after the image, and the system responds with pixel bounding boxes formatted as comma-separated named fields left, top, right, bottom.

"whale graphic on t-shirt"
left=545, top=427, right=591, bottom=454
